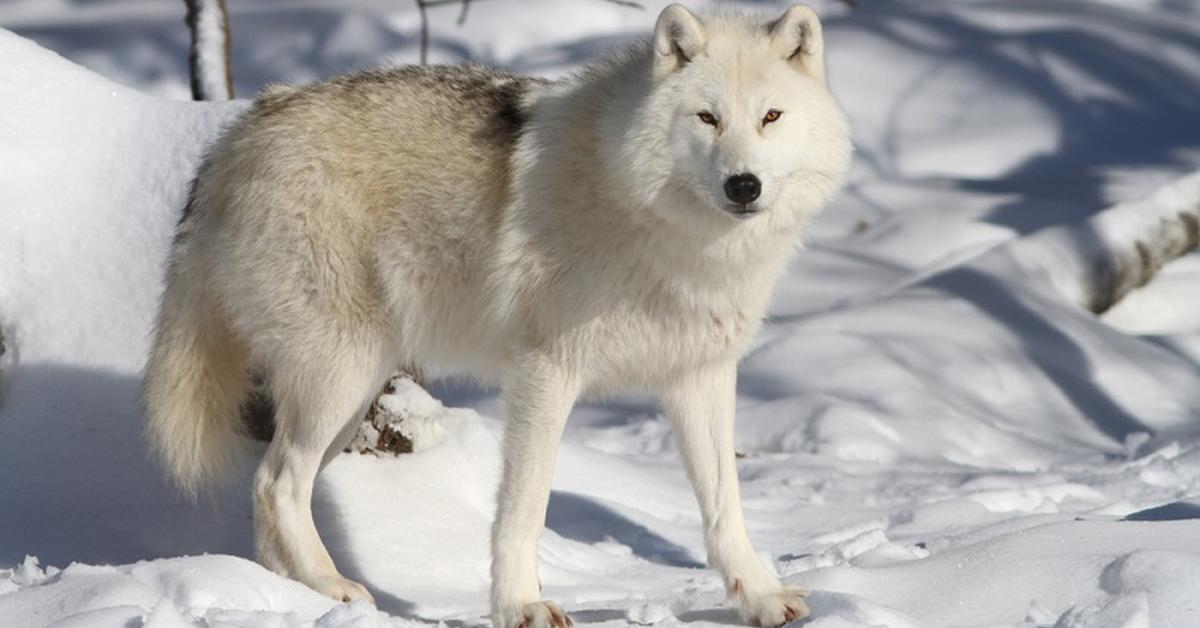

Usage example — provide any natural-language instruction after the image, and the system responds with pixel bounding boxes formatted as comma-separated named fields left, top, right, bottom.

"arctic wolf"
left=143, top=4, right=851, bottom=626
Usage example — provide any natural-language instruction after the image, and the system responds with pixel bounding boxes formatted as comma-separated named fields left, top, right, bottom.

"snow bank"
left=0, top=554, right=403, bottom=628
left=0, top=24, right=262, bottom=611
left=0, top=28, right=239, bottom=370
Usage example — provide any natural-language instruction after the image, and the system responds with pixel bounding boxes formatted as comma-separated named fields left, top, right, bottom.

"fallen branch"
left=991, top=172, right=1200, bottom=314
left=1083, top=192, right=1200, bottom=314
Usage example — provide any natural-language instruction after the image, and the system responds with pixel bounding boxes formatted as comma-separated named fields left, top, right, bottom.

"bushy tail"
left=142, top=264, right=250, bottom=499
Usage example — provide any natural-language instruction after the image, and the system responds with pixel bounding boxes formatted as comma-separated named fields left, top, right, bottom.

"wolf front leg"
left=662, top=362, right=808, bottom=627
left=491, top=355, right=580, bottom=628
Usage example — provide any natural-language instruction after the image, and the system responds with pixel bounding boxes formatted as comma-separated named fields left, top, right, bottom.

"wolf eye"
left=762, top=109, right=783, bottom=125
left=697, top=111, right=719, bottom=127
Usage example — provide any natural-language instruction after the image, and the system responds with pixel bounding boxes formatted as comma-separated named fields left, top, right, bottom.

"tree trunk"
left=183, top=0, right=234, bottom=101
left=0, top=325, right=8, bottom=406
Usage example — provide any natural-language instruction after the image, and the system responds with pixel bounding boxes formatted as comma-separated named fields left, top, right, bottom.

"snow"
left=2, top=1, right=1200, bottom=627
left=0, top=555, right=397, bottom=628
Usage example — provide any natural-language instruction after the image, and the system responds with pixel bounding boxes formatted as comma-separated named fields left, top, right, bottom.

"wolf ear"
left=654, top=4, right=707, bottom=75
left=770, top=4, right=826, bottom=83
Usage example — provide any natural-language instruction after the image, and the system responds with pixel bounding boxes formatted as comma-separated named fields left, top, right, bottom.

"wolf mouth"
left=725, top=204, right=761, bottom=219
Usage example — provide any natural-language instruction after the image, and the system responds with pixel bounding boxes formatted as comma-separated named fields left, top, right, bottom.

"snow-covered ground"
left=2, top=1, right=1200, bottom=627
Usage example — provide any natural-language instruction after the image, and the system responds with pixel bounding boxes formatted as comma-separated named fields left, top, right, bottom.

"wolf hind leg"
left=253, top=335, right=393, bottom=604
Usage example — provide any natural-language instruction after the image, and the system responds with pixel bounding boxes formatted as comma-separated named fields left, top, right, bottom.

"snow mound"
left=797, top=520, right=1200, bottom=627
left=0, top=554, right=408, bottom=628
left=0, top=27, right=240, bottom=371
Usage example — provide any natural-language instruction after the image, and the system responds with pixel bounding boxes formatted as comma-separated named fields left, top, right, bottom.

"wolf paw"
left=311, top=574, right=376, bottom=605
left=737, top=585, right=809, bottom=627
left=495, top=600, right=573, bottom=628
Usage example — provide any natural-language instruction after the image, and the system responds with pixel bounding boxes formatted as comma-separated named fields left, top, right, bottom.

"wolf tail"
left=142, top=239, right=250, bottom=499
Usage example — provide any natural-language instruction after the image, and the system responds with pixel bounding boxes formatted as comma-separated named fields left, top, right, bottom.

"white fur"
left=142, top=4, right=851, bottom=626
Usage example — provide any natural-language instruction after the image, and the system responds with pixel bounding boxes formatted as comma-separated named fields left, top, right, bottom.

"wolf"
left=142, top=4, right=851, bottom=626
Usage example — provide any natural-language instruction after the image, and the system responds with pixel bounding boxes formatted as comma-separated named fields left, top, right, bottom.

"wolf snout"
left=724, top=173, right=761, bottom=205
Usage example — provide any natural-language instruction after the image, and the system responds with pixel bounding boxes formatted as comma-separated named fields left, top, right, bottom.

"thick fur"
left=143, top=4, right=851, bottom=627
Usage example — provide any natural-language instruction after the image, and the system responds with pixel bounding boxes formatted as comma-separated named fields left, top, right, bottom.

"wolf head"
left=617, top=4, right=851, bottom=230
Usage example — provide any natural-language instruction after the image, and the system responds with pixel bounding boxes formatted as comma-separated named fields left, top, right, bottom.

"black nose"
left=724, top=174, right=761, bottom=205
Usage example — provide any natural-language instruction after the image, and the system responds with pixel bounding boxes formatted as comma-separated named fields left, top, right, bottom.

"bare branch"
left=0, top=325, right=10, bottom=408
left=422, top=0, right=641, bottom=7
left=416, top=0, right=645, bottom=63
left=416, top=0, right=430, bottom=65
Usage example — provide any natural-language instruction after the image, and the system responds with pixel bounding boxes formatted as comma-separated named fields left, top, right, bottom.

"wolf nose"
left=724, top=174, right=761, bottom=205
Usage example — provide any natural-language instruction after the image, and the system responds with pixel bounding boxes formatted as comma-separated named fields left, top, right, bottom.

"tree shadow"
left=8, top=5, right=637, bottom=99
left=425, top=374, right=498, bottom=413
left=11, top=7, right=442, bottom=98
left=546, top=490, right=703, bottom=568
left=309, top=487, right=423, bottom=619
left=1123, top=501, right=1200, bottom=521
left=676, top=607, right=743, bottom=624
left=925, top=263, right=1151, bottom=443
left=841, top=0, right=1200, bottom=233
left=0, top=363, right=255, bottom=568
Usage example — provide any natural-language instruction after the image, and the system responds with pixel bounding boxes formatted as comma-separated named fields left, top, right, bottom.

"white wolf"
left=143, top=4, right=851, bottom=626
